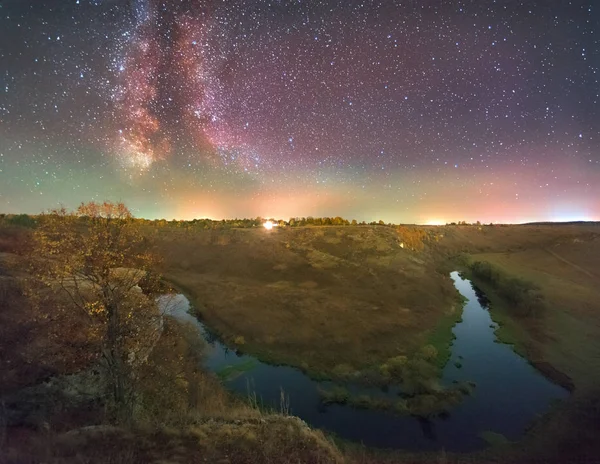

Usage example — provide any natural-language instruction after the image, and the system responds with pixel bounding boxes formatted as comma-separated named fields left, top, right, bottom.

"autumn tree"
left=397, top=225, right=428, bottom=251
left=30, top=201, right=163, bottom=419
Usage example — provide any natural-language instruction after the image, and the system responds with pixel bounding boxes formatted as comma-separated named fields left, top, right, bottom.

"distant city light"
left=263, top=220, right=276, bottom=230
left=425, top=219, right=445, bottom=226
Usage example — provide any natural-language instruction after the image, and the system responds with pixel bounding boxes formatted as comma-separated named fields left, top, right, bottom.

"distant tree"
left=30, top=202, right=163, bottom=420
left=351, top=219, right=358, bottom=226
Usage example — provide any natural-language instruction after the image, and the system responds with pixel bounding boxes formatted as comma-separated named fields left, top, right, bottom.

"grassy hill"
left=156, top=225, right=460, bottom=378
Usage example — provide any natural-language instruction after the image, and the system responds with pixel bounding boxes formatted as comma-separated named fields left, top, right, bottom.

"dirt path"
left=546, top=248, right=598, bottom=281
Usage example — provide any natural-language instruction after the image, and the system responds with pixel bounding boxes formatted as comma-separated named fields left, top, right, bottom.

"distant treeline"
left=0, top=213, right=396, bottom=229
left=146, top=216, right=392, bottom=228
left=0, top=213, right=497, bottom=230
left=521, top=221, right=600, bottom=226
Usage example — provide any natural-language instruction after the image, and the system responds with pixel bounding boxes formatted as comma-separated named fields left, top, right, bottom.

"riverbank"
left=458, top=270, right=575, bottom=392
left=448, top=243, right=600, bottom=462
left=463, top=248, right=600, bottom=394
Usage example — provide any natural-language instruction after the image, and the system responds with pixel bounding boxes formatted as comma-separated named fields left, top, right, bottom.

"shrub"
left=318, top=386, right=350, bottom=405
left=401, top=358, right=439, bottom=395
left=383, top=355, right=408, bottom=382
left=352, top=395, right=373, bottom=409
left=396, top=225, right=428, bottom=251
left=470, top=261, right=544, bottom=317
left=419, top=345, right=438, bottom=361
left=407, top=394, right=439, bottom=416
left=332, top=363, right=355, bottom=379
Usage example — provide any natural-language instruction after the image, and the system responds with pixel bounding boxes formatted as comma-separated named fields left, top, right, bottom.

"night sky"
left=1, top=0, right=598, bottom=223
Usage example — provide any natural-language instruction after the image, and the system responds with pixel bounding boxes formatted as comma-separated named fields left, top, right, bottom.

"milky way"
left=0, top=0, right=599, bottom=223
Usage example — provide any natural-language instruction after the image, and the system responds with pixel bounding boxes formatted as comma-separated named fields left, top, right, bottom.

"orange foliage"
left=396, top=225, right=428, bottom=251
left=29, top=202, right=163, bottom=413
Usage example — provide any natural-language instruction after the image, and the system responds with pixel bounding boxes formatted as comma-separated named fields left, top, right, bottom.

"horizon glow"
left=0, top=1, right=598, bottom=223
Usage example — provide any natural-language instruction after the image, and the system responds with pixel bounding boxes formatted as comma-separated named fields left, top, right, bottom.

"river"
left=159, top=271, right=568, bottom=451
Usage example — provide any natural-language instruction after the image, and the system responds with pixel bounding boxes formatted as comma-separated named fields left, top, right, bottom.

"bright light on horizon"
left=424, top=219, right=445, bottom=226
left=263, top=220, right=276, bottom=230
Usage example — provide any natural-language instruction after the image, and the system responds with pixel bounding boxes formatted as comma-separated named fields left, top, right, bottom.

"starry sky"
left=1, top=0, right=598, bottom=223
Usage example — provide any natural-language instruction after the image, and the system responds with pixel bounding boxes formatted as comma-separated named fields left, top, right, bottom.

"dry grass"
left=135, top=318, right=260, bottom=425
left=2, top=418, right=343, bottom=464
left=156, top=226, right=458, bottom=377
left=434, top=222, right=600, bottom=256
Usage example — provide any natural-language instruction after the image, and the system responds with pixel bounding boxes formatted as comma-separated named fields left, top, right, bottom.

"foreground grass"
left=2, top=420, right=342, bottom=464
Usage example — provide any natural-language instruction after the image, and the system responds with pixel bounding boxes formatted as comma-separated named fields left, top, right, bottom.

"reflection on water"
left=159, top=272, right=568, bottom=452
